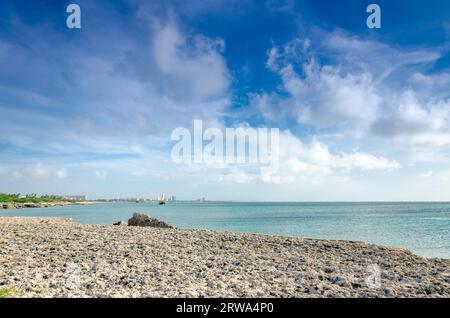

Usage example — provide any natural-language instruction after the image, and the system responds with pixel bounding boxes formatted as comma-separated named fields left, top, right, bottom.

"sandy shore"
left=0, top=217, right=449, bottom=298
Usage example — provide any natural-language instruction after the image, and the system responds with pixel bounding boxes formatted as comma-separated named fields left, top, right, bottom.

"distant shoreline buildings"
left=95, top=194, right=177, bottom=203
left=59, top=195, right=87, bottom=201
left=9, top=193, right=209, bottom=203
left=93, top=195, right=213, bottom=203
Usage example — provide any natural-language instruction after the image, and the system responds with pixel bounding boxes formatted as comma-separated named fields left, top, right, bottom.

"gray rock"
left=127, top=213, right=172, bottom=228
left=308, top=286, right=319, bottom=294
left=113, top=221, right=127, bottom=226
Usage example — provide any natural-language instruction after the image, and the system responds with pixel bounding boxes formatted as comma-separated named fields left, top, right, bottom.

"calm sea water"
left=2, top=202, right=450, bottom=259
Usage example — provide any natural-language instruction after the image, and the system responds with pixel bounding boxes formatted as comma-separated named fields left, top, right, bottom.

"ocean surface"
left=2, top=201, right=450, bottom=259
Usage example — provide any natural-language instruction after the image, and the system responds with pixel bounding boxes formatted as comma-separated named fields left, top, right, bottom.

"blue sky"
left=1, top=0, right=450, bottom=200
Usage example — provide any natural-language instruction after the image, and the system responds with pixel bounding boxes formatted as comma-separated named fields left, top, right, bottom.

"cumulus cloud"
left=205, top=130, right=399, bottom=185
left=256, top=30, right=450, bottom=153
left=258, top=131, right=399, bottom=184
left=371, top=90, right=450, bottom=146
left=55, top=168, right=68, bottom=179
left=151, top=20, right=230, bottom=101
left=0, top=163, right=68, bottom=181
left=285, top=63, right=380, bottom=130
left=420, top=170, right=433, bottom=178
left=94, top=171, right=107, bottom=180
left=257, top=37, right=382, bottom=131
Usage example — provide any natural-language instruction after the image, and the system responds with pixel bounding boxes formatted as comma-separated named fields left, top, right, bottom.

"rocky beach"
left=1, top=201, right=94, bottom=209
left=0, top=216, right=449, bottom=298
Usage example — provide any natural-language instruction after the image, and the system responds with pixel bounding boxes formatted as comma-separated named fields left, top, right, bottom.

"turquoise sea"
left=2, top=201, right=450, bottom=259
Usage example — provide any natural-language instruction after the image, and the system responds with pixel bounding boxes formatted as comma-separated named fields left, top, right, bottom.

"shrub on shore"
left=0, top=288, right=17, bottom=298
left=0, top=193, right=74, bottom=204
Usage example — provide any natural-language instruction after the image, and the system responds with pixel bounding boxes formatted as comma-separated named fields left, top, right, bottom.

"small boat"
left=158, top=192, right=166, bottom=205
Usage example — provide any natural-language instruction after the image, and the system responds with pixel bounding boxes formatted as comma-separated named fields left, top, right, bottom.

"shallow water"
left=2, top=201, right=450, bottom=259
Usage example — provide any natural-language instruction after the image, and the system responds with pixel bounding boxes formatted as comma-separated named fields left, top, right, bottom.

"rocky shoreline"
left=1, top=201, right=94, bottom=209
left=0, top=216, right=449, bottom=298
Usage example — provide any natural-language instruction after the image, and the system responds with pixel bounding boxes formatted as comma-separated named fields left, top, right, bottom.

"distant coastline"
left=1, top=201, right=94, bottom=210
left=0, top=193, right=94, bottom=210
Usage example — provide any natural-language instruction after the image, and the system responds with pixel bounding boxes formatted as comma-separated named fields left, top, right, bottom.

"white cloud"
left=337, top=153, right=400, bottom=170
left=372, top=90, right=450, bottom=146
left=440, top=170, right=450, bottom=183
left=0, top=163, right=68, bottom=181
left=258, top=131, right=399, bottom=184
left=30, top=163, right=49, bottom=178
left=218, top=168, right=255, bottom=184
left=259, top=37, right=382, bottom=131
left=409, top=72, right=450, bottom=99
left=207, top=130, right=399, bottom=185
left=284, top=63, right=381, bottom=130
left=420, top=170, right=433, bottom=178
left=323, top=31, right=441, bottom=79
left=151, top=20, right=230, bottom=101
left=55, top=168, right=68, bottom=179
left=94, top=171, right=107, bottom=180
left=257, top=30, right=450, bottom=155
left=266, top=47, right=279, bottom=70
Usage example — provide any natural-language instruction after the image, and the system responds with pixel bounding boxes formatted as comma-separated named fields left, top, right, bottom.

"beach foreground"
left=0, top=217, right=449, bottom=298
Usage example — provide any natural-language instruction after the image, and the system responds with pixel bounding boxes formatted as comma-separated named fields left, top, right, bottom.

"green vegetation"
left=0, top=288, right=18, bottom=298
left=0, top=193, right=74, bottom=203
